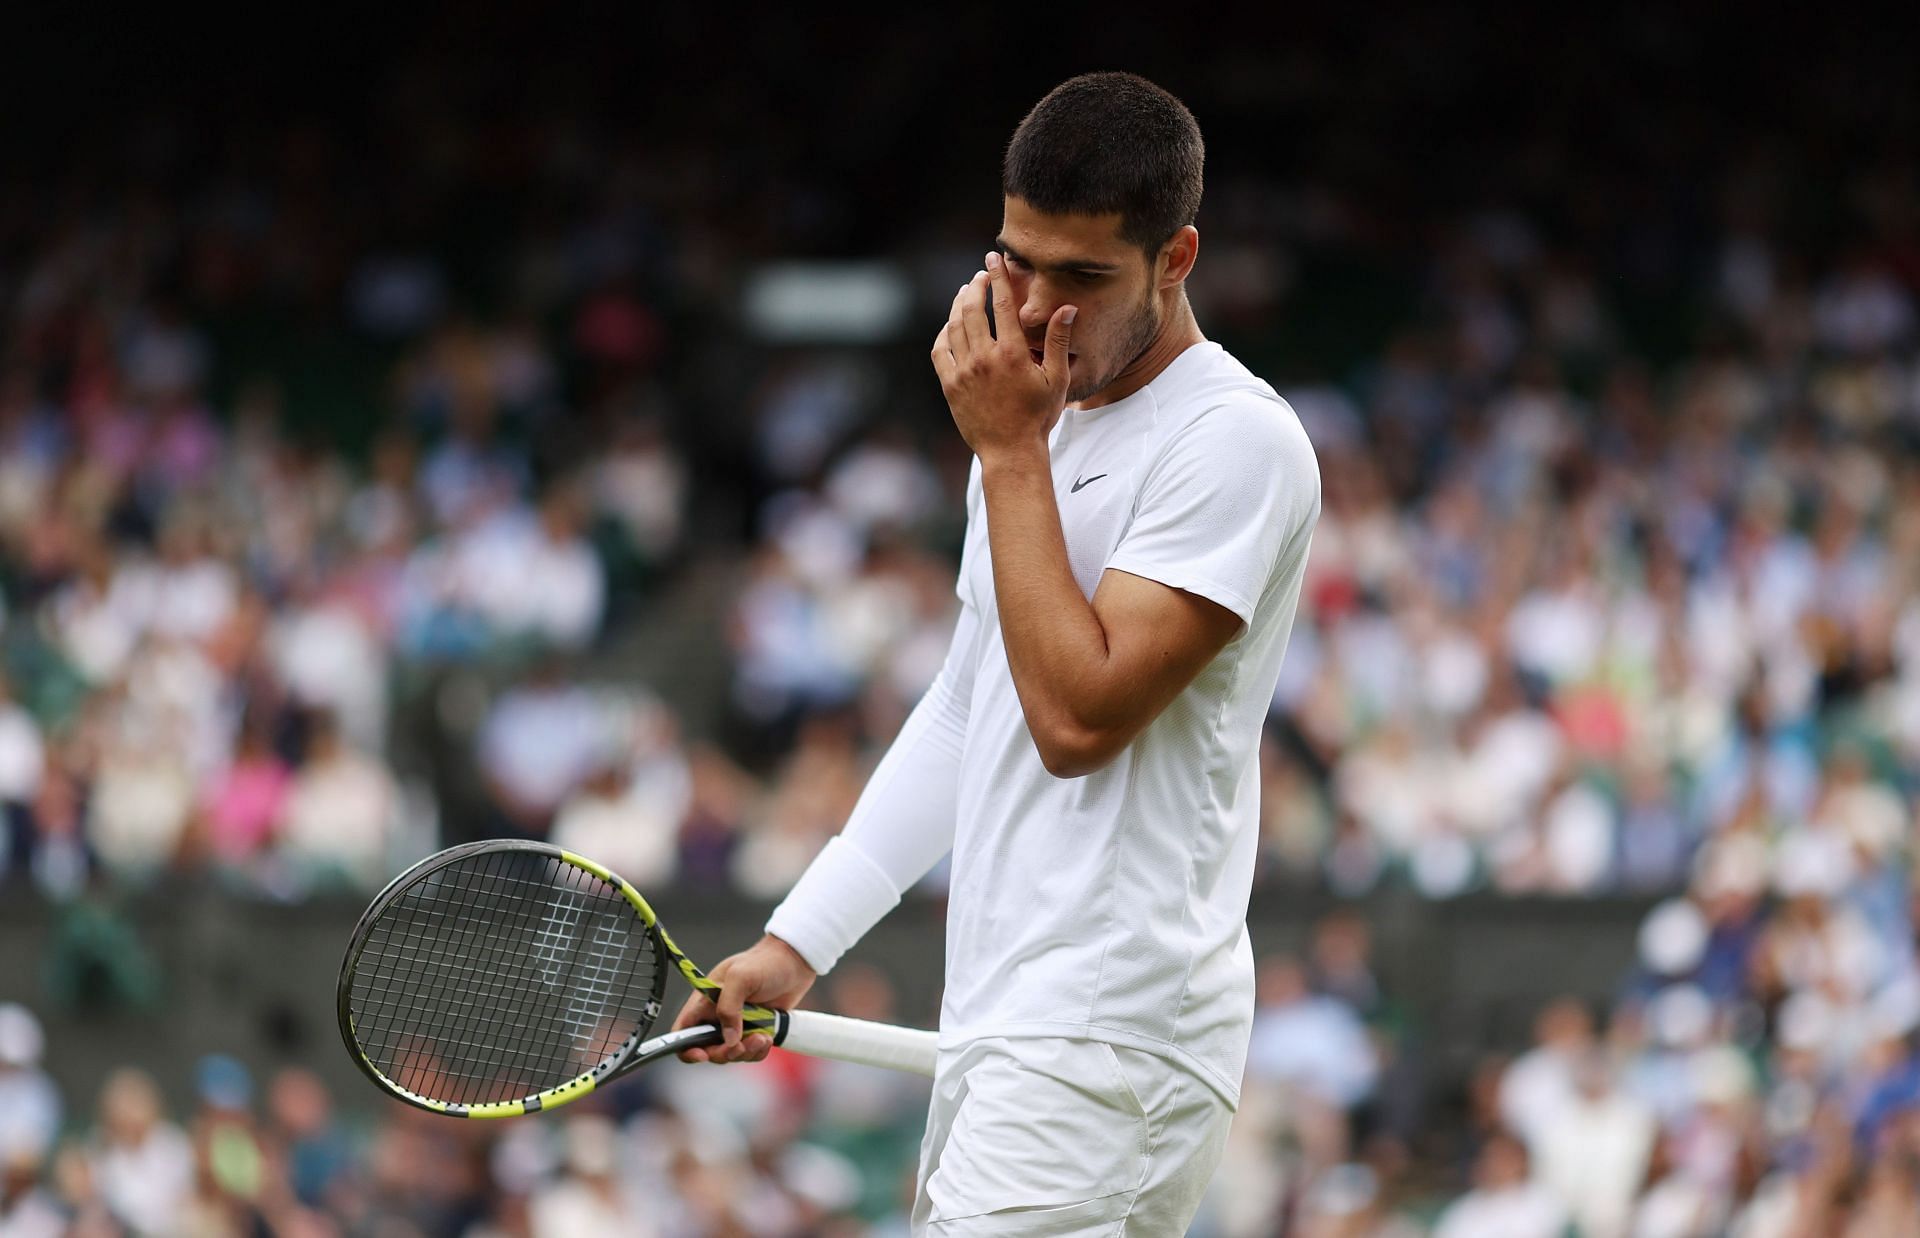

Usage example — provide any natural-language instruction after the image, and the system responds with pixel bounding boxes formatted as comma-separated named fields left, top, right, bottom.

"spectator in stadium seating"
left=0, top=676, right=44, bottom=882
left=54, top=535, right=148, bottom=671
left=1307, top=910, right=1382, bottom=1020
left=1615, top=758, right=1693, bottom=892
left=1639, top=1044, right=1758, bottom=1232
left=83, top=687, right=196, bottom=880
left=148, top=517, right=238, bottom=647
left=1497, top=997, right=1596, bottom=1150
left=675, top=743, right=759, bottom=887
left=729, top=715, right=863, bottom=900
left=823, top=427, right=943, bottom=536
left=1534, top=771, right=1617, bottom=894
left=551, top=756, right=681, bottom=889
left=1431, top=1131, right=1570, bottom=1238
left=1847, top=992, right=1920, bottom=1155
left=1245, top=954, right=1378, bottom=1175
left=197, top=720, right=290, bottom=870
left=89, top=1069, right=193, bottom=1236
left=342, top=428, right=423, bottom=557
left=416, top=406, right=527, bottom=530
left=0, top=1008, right=59, bottom=1169
left=529, top=1115, right=649, bottom=1238
left=355, top=1117, right=487, bottom=1236
left=1532, top=1051, right=1656, bottom=1238
left=24, top=748, right=91, bottom=900
left=728, top=534, right=866, bottom=756
left=1333, top=717, right=1450, bottom=863
left=590, top=412, right=687, bottom=581
left=1812, top=255, right=1916, bottom=356
left=511, top=486, right=607, bottom=650
left=278, top=711, right=401, bottom=890
left=264, top=1068, right=352, bottom=1215
left=476, top=662, right=605, bottom=834
left=269, top=579, right=390, bottom=755
left=0, top=1149, right=63, bottom=1238
left=177, top=1054, right=274, bottom=1235
left=46, top=1143, right=119, bottom=1237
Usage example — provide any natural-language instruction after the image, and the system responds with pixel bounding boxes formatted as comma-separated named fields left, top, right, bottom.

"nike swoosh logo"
left=1070, top=473, right=1108, bottom=493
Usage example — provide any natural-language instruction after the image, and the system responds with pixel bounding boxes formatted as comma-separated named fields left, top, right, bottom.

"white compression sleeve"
left=766, top=602, right=978, bottom=974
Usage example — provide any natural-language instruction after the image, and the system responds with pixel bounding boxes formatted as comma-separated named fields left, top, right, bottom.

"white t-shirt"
left=771, top=341, right=1319, bottom=1105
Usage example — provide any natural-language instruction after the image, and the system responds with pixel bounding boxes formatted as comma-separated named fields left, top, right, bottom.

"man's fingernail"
left=1062, top=307, right=1078, bottom=324
left=986, top=252, right=1000, bottom=269
left=725, top=1027, right=740, bottom=1046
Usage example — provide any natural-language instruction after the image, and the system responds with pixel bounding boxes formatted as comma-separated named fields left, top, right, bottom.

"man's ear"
left=1159, top=225, right=1200, bottom=289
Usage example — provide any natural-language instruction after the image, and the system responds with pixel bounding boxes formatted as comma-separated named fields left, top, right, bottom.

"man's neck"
left=1075, top=296, right=1206, bottom=411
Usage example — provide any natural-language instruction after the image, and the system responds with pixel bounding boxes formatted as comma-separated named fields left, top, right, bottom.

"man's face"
left=996, top=197, right=1162, bottom=404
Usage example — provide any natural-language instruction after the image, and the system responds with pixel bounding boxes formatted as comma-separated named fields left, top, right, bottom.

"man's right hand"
left=671, top=934, right=818, bottom=1064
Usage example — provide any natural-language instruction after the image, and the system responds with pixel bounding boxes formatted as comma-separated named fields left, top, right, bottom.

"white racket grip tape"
left=775, top=1010, right=938, bottom=1078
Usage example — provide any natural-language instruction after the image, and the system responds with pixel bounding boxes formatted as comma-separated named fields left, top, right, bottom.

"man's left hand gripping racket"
left=337, top=840, right=936, bottom=1118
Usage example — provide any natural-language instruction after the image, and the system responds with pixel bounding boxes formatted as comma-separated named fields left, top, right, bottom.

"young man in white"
left=674, top=72, right=1321, bottom=1234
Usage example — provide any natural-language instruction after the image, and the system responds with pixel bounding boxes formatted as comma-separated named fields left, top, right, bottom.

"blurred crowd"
left=1258, top=201, right=1920, bottom=903
left=0, top=973, right=940, bottom=1238
left=4, top=10, right=1920, bottom=1236
left=3, top=133, right=1916, bottom=912
left=1225, top=897, right=1920, bottom=1236
left=0, top=18, right=1914, bottom=915
left=10, top=892, right=1920, bottom=1237
left=0, top=64, right=977, bottom=900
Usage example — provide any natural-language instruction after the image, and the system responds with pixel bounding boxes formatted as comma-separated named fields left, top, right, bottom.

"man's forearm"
left=979, top=445, right=1123, bottom=769
left=764, top=604, right=976, bottom=971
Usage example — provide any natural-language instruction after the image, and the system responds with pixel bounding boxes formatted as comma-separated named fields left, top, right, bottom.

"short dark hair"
left=1003, top=72, right=1204, bottom=255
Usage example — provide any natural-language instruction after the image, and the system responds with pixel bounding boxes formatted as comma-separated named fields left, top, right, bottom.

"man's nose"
left=1018, top=290, right=1056, bottom=335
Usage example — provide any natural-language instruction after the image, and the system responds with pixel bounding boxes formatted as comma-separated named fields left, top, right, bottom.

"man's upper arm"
left=1062, top=397, right=1316, bottom=769
left=1075, top=566, right=1243, bottom=739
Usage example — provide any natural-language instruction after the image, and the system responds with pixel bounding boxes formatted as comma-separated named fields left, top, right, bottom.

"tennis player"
left=675, top=71, right=1321, bottom=1233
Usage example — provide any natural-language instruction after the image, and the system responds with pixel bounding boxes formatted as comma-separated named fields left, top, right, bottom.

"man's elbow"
left=1031, top=720, right=1124, bottom=779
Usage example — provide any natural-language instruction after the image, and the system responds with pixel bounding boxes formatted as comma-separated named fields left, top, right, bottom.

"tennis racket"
left=336, top=839, right=937, bottom=1118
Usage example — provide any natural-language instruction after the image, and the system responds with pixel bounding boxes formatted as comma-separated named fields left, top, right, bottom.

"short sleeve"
left=1104, top=396, right=1319, bottom=627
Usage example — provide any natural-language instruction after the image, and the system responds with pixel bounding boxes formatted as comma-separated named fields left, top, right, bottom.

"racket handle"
left=774, top=1010, right=938, bottom=1078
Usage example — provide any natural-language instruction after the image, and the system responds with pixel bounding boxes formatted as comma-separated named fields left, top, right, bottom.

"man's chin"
left=1066, top=374, right=1108, bottom=404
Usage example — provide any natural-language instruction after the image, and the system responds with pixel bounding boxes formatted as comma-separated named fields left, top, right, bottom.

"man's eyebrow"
left=995, top=238, right=1122, bottom=275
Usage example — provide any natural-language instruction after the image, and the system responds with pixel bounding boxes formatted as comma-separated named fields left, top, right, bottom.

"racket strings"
left=348, top=850, right=663, bottom=1106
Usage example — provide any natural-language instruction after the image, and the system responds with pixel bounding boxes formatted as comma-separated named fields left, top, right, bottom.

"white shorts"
left=910, top=1036, right=1233, bottom=1236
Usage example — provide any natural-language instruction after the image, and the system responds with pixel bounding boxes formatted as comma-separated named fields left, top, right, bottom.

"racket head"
left=337, top=840, right=676, bottom=1118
